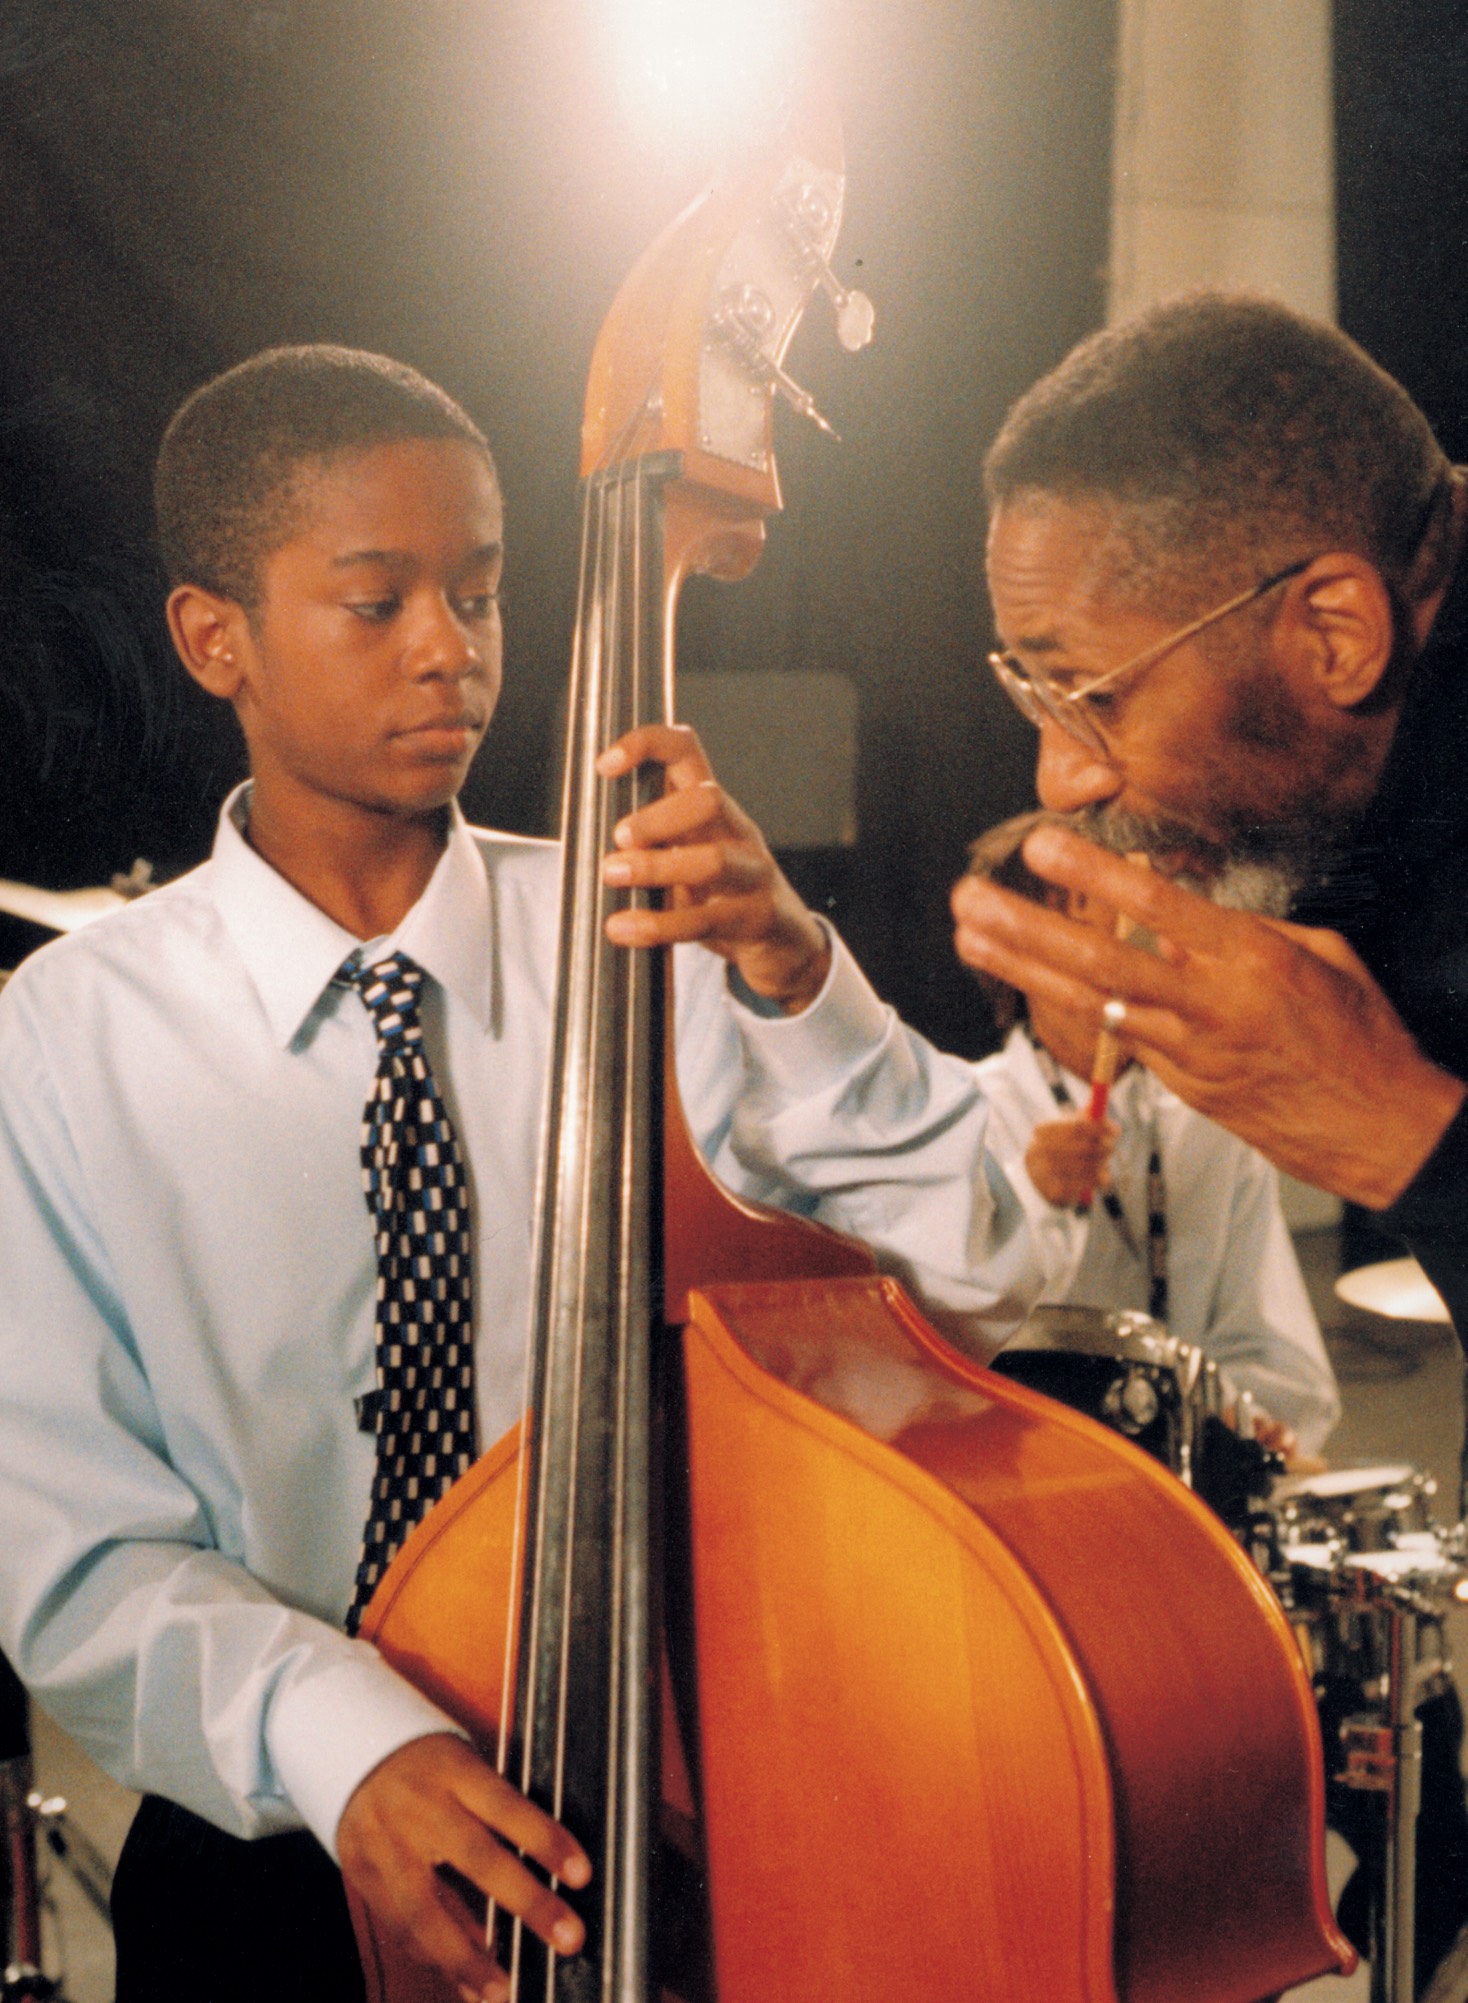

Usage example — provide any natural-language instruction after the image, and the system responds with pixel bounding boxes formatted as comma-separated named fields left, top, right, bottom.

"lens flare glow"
left=608, top=0, right=808, bottom=148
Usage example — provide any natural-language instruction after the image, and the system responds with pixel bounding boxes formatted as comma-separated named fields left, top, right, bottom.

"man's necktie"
left=343, top=951, right=476, bottom=1635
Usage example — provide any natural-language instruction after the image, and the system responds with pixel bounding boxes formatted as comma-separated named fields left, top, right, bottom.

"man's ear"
left=166, top=584, right=250, bottom=698
left=1286, top=555, right=1397, bottom=711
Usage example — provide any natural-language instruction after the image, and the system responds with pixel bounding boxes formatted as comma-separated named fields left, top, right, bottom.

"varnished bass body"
left=349, top=90, right=1353, bottom=2003
left=354, top=1115, right=1352, bottom=2002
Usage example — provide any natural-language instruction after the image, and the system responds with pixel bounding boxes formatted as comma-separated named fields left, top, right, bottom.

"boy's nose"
left=407, top=597, right=482, bottom=678
left=1035, top=716, right=1122, bottom=813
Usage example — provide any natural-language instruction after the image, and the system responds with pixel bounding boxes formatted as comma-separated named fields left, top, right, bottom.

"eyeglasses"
left=988, top=559, right=1310, bottom=754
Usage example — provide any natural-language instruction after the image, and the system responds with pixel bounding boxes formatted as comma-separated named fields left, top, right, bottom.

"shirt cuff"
left=725, top=923, right=891, bottom=1094
left=266, top=1640, right=468, bottom=1860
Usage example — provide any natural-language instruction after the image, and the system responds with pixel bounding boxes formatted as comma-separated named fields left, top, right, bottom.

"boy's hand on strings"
left=337, top=1733, right=590, bottom=2003
left=1025, top=1113, right=1118, bottom=1209
left=597, top=724, right=831, bottom=1014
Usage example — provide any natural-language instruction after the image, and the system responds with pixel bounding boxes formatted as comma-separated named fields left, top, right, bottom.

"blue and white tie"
left=343, top=951, right=476, bottom=1635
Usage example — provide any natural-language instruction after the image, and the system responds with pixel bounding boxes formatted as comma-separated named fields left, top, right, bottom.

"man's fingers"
left=1259, top=914, right=1376, bottom=980
left=953, top=876, right=1186, bottom=1019
left=337, top=1736, right=592, bottom=1998
left=1020, top=826, right=1242, bottom=951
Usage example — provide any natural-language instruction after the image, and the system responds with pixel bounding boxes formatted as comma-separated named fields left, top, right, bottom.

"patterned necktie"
left=343, top=951, right=476, bottom=1635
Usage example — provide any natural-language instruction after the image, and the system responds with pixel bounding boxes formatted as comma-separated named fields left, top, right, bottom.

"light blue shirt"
left=0, top=788, right=1030, bottom=1856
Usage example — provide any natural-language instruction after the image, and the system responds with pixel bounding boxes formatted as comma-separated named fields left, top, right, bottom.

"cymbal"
left=0, top=859, right=153, bottom=936
left=0, top=878, right=127, bottom=933
left=1334, top=1255, right=1451, bottom=1324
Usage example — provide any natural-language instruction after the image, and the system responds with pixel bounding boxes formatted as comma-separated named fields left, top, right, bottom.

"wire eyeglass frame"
left=988, top=559, right=1311, bottom=754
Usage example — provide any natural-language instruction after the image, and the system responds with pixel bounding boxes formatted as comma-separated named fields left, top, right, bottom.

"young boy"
left=0, top=347, right=1017, bottom=2002
left=964, top=811, right=1340, bottom=1460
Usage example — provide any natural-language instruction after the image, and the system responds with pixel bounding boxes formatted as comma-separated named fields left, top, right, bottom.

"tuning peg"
left=829, top=284, right=875, bottom=354
left=717, top=285, right=842, bottom=440
left=779, top=185, right=876, bottom=354
left=769, top=361, right=841, bottom=439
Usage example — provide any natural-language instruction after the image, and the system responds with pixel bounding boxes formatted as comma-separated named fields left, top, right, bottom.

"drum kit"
left=995, top=1292, right=1468, bottom=2003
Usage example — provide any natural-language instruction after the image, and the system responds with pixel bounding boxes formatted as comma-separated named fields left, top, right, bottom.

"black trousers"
left=111, top=1795, right=367, bottom=2003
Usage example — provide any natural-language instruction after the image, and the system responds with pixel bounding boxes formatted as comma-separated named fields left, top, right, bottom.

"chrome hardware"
left=778, top=182, right=876, bottom=354
left=1341, top=1718, right=1396, bottom=1793
left=697, top=155, right=870, bottom=468
left=1102, top=1370, right=1160, bottom=1434
left=714, top=285, right=841, bottom=440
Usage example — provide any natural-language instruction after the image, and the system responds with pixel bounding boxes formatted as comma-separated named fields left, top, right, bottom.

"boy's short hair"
left=964, top=810, right=1067, bottom=1035
left=154, top=345, right=495, bottom=611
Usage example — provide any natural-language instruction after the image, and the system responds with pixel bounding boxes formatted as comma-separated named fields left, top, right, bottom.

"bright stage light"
left=608, top=0, right=809, bottom=150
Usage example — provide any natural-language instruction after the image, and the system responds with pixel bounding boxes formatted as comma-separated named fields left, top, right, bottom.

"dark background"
left=1334, top=0, right=1468, bottom=467
left=4, top=0, right=1462, bottom=1058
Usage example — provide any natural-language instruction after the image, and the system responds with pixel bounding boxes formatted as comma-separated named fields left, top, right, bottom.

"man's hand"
left=597, top=725, right=831, bottom=1014
left=337, top=1733, right=591, bottom=2003
left=952, top=825, right=1467, bottom=1208
left=1025, top=1114, right=1117, bottom=1208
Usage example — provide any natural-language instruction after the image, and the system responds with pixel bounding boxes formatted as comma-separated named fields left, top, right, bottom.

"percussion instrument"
left=1336, top=1258, right=1452, bottom=1326
left=0, top=860, right=152, bottom=937
left=990, top=1304, right=1278, bottom=1529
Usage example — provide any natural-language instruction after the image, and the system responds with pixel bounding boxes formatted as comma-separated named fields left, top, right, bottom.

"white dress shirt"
left=0, top=788, right=1033, bottom=1856
left=971, top=1027, right=1341, bottom=1452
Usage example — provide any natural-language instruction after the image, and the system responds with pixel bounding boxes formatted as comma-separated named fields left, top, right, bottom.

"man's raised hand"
left=953, top=824, right=1466, bottom=1207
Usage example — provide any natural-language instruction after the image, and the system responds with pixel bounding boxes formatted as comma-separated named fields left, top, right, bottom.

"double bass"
left=348, top=93, right=1355, bottom=2003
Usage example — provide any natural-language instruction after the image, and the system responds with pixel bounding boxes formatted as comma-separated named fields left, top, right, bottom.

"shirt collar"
left=209, top=783, right=495, bottom=1047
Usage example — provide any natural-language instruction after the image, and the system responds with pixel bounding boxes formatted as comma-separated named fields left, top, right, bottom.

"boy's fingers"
left=597, top=724, right=712, bottom=786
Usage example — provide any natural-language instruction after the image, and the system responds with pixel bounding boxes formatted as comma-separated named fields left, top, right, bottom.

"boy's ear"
left=166, top=584, right=250, bottom=698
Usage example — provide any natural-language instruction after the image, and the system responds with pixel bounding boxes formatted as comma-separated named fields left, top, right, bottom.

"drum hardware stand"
left=2, top=1747, right=53, bottom=2002
left=1337, top=1594, right=1427, bottom=2003
left=1, top=1754, right=113, bottom=2003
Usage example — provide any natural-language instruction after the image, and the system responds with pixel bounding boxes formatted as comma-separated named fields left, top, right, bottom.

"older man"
left=951, top=291, right=1468, bottom=1339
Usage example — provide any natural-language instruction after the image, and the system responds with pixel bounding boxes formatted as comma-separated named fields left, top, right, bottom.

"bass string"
left=496, top=463, right=603, bottom=1786
left=502, top=461, right=615, bottom=2003
left=599, top=450, right=653, bottom=1994
left=546, top=456, right=654, bottom=1996
left=546, top=455, right=629, bottom=1826
left=506, top=406, right=660, bottom=1997
left=534, top=457, right=640, bottom=1998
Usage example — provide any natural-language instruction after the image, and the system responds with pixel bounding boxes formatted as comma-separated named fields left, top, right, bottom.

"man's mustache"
left=1063, top=806, right=1304, bottom=917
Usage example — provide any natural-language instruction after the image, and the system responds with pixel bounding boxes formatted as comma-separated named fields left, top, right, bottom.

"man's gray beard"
left=1066, top=806, right=1342, bottom=918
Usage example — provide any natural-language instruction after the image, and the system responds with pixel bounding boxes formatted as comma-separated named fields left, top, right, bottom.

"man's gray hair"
left=984, top=292, right=1452, bottom=616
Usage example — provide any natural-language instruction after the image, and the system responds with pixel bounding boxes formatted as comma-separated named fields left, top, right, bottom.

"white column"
left=1108, top=0, right=1336, bottom=326
left=1110, top=0, right=1343, bottom=1233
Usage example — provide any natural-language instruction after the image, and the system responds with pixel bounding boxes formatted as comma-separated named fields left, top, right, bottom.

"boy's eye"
left=346, top=597, right=400, bottom=624
left=456, top=589, right=502, bottom=622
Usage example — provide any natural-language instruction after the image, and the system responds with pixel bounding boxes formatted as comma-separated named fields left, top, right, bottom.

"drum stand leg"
left=1, top=1749, right=57, bottom=2001
left=1372, top=1606, right=1424, bottom=2003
